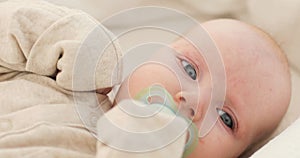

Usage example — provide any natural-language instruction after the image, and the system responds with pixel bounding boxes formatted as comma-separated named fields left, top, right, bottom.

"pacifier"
left=134, top=85, right=199, bottom=158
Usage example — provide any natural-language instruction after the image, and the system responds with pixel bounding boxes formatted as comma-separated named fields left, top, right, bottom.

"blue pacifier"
left=134, top=85, right=198, bottom=158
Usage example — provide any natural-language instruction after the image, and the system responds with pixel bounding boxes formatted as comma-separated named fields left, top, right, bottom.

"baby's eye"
left=217, top=109, right=234, bottom=129
left=181, top=60, right=197, bottom=80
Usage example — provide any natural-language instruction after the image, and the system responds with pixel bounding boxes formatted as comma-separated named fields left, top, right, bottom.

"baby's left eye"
left=181, top=60, right=197, bottom=80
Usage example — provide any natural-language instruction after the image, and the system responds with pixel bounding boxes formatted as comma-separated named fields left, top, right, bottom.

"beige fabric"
left=0, top=0, right=114, bottom=157
left=0, top=0, right=186, bottom=157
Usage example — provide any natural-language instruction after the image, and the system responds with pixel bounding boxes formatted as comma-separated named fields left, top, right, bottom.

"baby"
left=113, top=19, right=291, bottom=157
left=0, top=0, right=291, bottom=158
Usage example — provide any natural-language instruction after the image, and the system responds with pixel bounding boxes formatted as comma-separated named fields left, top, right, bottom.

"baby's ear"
left=96, top=88, right=112, bottom=95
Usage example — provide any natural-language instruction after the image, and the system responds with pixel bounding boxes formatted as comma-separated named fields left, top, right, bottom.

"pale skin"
left=114, top=19, right=291, bottom=157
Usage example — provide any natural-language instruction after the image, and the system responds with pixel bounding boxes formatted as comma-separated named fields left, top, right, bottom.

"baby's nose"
left=174, top=92, right=202, bottom=121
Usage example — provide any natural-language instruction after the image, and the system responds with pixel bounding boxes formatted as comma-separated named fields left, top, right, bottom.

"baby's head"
left=115, top=19, right=291, bottom=157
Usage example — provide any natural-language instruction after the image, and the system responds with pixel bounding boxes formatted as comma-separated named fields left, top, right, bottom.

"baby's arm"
left=0, top=0, right=121, bottom=91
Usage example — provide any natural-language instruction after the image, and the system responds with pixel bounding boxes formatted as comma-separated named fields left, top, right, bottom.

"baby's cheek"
left=127, top=63, right=181, bottom=98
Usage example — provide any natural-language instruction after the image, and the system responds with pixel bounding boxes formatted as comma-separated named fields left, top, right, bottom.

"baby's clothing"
left=0, top=0, right=186, bottom=157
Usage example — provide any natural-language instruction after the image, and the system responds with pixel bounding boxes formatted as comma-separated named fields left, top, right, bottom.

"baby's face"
left=115, top=19, right=291, bottom=157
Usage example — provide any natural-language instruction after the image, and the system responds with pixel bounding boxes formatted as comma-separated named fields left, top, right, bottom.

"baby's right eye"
left=181, top=60, right=197, bottom=80
left=217, top=109, right=234, bottom=130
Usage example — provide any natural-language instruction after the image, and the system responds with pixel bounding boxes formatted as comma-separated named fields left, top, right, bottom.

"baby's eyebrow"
left=181, top=48, right=206, bottom=70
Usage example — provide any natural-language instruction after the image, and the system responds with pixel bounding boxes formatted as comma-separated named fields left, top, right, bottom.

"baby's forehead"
left=172, top=20, right=283, bottom=91
left=203, top=21, right=279, bottom=74
left=206, top=25, right=278, bottom=93
left=172, top=27, right=273, bottom=74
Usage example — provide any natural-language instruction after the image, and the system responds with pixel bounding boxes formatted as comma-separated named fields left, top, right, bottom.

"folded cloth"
left=0, top=0, right=118, bottom=157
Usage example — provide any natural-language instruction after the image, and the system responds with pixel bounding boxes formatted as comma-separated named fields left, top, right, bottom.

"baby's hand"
left=96, top=99, right=188, bottom=158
